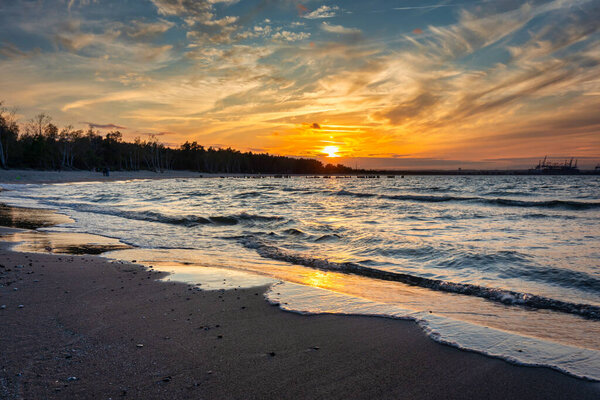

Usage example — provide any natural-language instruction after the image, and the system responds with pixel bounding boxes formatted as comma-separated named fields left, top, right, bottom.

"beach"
left=1, top=236, right=598, bottom=399
left=1, top=171, right=599, bottom=399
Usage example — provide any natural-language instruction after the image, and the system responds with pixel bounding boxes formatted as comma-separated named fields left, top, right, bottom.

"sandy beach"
left=0, top=225, right=598, bottom=399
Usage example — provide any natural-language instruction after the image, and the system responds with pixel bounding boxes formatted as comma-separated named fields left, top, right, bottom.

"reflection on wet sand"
left=0, top=231, right=131, bottom=254
left=0, top=204, right=130, bottom=254
left=103, top=247, right=600, bottom=352
left=0, top=204, right=72, bottom=229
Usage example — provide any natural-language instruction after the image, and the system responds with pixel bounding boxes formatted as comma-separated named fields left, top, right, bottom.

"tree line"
left=0, top=104, right=353, bottom=174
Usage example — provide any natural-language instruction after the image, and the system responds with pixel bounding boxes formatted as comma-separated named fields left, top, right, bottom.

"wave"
left=46, top=202, right=284, bottom=227
left=282, top=228, right=306, bottom=236
left=241, top=237, right=600, bottom=320
left=483, top=190, right=534, bottom=197
left=314, top=233, right=341, bottom=242
left=439, top=250, right=533, bottom=270
left=334, top=190, right=600, bottom=210
left=233, top=191, right=268, bottom=199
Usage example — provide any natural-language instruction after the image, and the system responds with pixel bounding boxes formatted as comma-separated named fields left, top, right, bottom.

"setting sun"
left=323, top=146, right=340, bottom=158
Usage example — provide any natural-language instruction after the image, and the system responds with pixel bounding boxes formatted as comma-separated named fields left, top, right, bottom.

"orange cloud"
left=296, top=4, right=308, bottom=16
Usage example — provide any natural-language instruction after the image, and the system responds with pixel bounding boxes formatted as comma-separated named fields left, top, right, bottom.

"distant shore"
left=1, top=168, right=599, bottom=185
left=0, top=169, right=206, bottom=184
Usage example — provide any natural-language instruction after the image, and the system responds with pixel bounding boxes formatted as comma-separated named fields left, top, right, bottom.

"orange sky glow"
left=1, top=0, right=599, bottom=169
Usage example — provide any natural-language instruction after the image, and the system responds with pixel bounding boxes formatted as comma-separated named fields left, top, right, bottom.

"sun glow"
left=323, top=146, right=340, bottom=157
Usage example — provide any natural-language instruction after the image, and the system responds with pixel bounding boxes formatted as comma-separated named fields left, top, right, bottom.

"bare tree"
left=26, top=113, right=52, bottom=137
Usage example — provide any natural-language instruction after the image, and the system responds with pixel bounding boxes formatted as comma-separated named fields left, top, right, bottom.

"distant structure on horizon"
left=531, top=156, right=580, bottom=174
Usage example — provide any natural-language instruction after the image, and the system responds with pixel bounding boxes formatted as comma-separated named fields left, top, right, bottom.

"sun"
left=323, top=146, right=339, bottom=157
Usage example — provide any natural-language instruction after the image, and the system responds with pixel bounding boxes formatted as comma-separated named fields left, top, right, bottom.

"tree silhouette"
left=0, top=102, right=354, bottom=174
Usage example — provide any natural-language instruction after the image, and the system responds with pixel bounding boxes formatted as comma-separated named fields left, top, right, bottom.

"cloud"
left=82, top=122, right=127, bottom=130
left=297, top=4, right=309, bottom=16
left=150, top=0, right=240, bottom=43
left=376, top=92, right=439, bottom=125
left=272, top=30, right=310, bottom=42
left=0, top=43, right=41, bottom=59
left=54, top=20, right=100, bottom=51
left=303, top=5, right=339, bottom=19
left=393, top=4, right=455, bottom=11
left=321, top=22, right=361, bottom=35
left=67, top=0, right=97, bottom=11
left=125, top=19, right=175, bottom=39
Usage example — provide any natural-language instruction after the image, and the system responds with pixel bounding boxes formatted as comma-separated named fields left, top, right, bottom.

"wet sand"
left=0, top=228, right=599, bottom=399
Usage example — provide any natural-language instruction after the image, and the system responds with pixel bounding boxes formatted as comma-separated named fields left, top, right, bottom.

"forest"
left=0, top=103, right=353, bottom=174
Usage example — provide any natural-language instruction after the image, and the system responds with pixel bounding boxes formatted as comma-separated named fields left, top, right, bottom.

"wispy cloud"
left=150, top=0, right=240, bottom=44
left=81, top=122, right=127, bottom=130
left=321, top=22, right=361, bottom=35
left=303, top=5, right=339, bottom=19
left=272, top=30, right=311, bottom=42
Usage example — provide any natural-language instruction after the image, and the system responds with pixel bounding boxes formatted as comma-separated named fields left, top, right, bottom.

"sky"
left=1, top=0, right=599, bottom=169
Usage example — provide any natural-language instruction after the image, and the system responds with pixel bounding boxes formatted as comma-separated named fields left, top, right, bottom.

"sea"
left=1, top=175, right=599, bottom=380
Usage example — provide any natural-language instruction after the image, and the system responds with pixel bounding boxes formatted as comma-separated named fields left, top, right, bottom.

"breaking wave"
left=45, top=202, right=285, bottom=227
left=241, top=237, right=600, bottom=320
left=334, top=190, right=600, bottom=210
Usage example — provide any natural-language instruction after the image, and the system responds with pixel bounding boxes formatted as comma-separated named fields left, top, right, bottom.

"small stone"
left=161, top=376, right=171, bottom=383
left=312, top=346, right=320, bottom=350
left=13, top=288, right=17, bottom=291
left=136, top=344, right=144, bottom=348
left=0, top=305, right=6, bottom=309
left=67, top=376, right=78, bottom=381
left=18, top=305, right=24, bottom=308
left=268, top=352, right=276, bottom=357
left=217, top=335, right=223, bottom=339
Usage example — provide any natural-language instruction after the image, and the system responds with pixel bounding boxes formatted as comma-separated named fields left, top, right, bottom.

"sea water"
left=1, top=175, right=599, bottom=380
